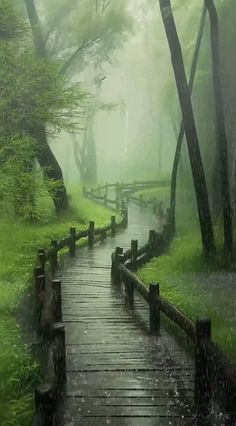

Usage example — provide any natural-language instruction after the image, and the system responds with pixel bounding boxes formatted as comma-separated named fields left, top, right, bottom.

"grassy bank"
left=135, top=185, right=170, bottom=208
left=138, top=229, right=236, bottom=363
left=0, top=190, right=113, bottom=426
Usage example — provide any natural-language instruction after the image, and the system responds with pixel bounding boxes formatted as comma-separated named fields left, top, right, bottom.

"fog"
left=50, top=0, right=190, bottom=184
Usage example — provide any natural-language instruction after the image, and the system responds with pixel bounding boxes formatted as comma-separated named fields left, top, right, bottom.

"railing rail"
left=84, top=179, right=170, bottom=194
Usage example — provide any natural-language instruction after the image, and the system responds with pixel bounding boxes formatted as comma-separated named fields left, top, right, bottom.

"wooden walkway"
left=56, top=204, right=194, bottom=425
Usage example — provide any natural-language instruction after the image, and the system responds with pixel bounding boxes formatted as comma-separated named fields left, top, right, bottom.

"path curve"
left=56, top=204, right=194, bottom=425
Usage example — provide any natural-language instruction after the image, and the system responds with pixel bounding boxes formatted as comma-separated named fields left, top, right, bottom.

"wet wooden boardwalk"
left=56, top=205, right=194, bottom=425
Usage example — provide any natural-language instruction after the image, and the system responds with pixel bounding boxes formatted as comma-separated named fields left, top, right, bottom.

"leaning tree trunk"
left=205, top=0, right=233, bottom=254
left=169, top=4, right=207, bottom=233
left=24, top=0, right=68, bottom=213
left=30, top=124, right=68, bottom=212
left=159, top=0, right=215, bottom=254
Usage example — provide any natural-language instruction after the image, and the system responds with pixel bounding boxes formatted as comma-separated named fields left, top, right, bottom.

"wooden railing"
left=84, top=179, right=169, bottom=209
left=33, top=194, right=128, bottom=425
left=111, top=236, right=236, bottom=416
left=84, top=179, right=169, bottom=195
left=86, top=182, right=236, bottom=414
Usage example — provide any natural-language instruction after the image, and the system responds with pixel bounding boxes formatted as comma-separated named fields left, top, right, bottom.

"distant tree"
left=159, top=0, right=215, bottom=254
left=73, top=80, right=123, bottom=184
left=205, top=0, right=233, bottom=254
left=26, top=0, right=131, bottom=186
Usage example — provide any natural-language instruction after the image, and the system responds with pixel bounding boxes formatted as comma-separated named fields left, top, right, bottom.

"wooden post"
left=38, top=249, right=45, bottom=273
left=69, top=227, right=76, bottom=257
left=122, top=207, right=128, bottom=228
left=83, top=186, right=86, bottom=196
left=52, top=279, right=62, bottom=322
left=36, top=275, right=46, bottom=298
left=131, top=240, right=138, bottom=270
left=53, top=323, right=66, bottom=393
left=111, top=216, right=116, bottom=236
left=50, top=240, right=58, bottom=273
left=104, top=193, right=107, bottom=206
left=88, top=221, right=95, bottom=247
left=111, top=247, right=123, bottom=281
left=34, top=265, right=44, bottom=279
left=117, top=254, right=124, bottom=284
left=35, top=274, right=45, bottom=331
left=194, top=318, right=211, bottom=414
left=97, top=184, right=101, bottom=194
left=35, top=383, right=54, bottom=426
left=105, top=182, right=108, bottom=193
left=149, top=283, right=160, bottom=332
left=125, top=277, right=134, bottom=305
left=149, top=230, right=156, bottom=255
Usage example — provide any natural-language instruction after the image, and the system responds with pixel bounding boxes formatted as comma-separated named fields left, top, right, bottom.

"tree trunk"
left=205, top=0, right=233, bottom=254
left=169, top=4, right=207, bottom=233
left=24, top=0, right=68, bottom=213
left=159, top=0, right=215, bottom=254
left=72, top=134, right=88, bottom=183
left=85, top=116, right=98, bottom=184
left=30, top=124, right=68, bottom=212
left=24, top=0, right=47, bottom=58
left=73, top=115, right=98, bottom=184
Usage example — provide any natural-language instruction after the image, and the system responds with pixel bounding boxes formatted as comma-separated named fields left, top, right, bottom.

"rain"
left=0, top=1, right=236, bottom=425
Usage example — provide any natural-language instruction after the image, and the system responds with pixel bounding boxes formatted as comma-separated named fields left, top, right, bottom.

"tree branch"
left=60, top=36, right=101, bottom=74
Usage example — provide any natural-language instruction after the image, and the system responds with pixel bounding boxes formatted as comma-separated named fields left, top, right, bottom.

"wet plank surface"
left=56, top=205, right=194, bottom=425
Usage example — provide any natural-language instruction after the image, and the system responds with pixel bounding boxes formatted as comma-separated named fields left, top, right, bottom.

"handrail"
left=85, top=179, right=170, bottom=194
left=38, top=210, right=127, bottom=267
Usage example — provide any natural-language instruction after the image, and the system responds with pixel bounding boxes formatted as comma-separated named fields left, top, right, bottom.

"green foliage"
left=40, top=0, right=132, bottom=72
left=135, top=185, right=170, bottom=208
left=0, top=137, right=64, bottom=221
left=0, top=37, right=87, bottom=137
left=0, top=0, right=24, bottom=40
left=0, top=0, right=89, bottom=218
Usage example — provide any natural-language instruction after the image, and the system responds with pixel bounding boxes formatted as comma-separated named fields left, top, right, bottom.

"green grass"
left=138, top=229, right=236, bottom=363
left=0, top=189, right=114, bottom=426
left=135, top=186, right=170, bottom=209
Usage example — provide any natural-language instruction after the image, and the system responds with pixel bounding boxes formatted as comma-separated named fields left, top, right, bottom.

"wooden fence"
left=84, top=179, right=170, bottom=196
left=33, top=195, right=128, bottom=425
left=33, top=180, right=236, bottom=421
left=84, top=182, right=236, bottom=415
left=111, top=235, right=236, bottom=416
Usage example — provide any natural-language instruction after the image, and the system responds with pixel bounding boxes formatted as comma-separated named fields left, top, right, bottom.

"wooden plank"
left=65, top=388, right=194, bottom=398
left=57, top=416, right=192, bottom=426
left=66, top=371, right=194, bottom=392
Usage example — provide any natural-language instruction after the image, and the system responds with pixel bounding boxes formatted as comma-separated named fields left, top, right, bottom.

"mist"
left=1, top=1, right=236, bottom=425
